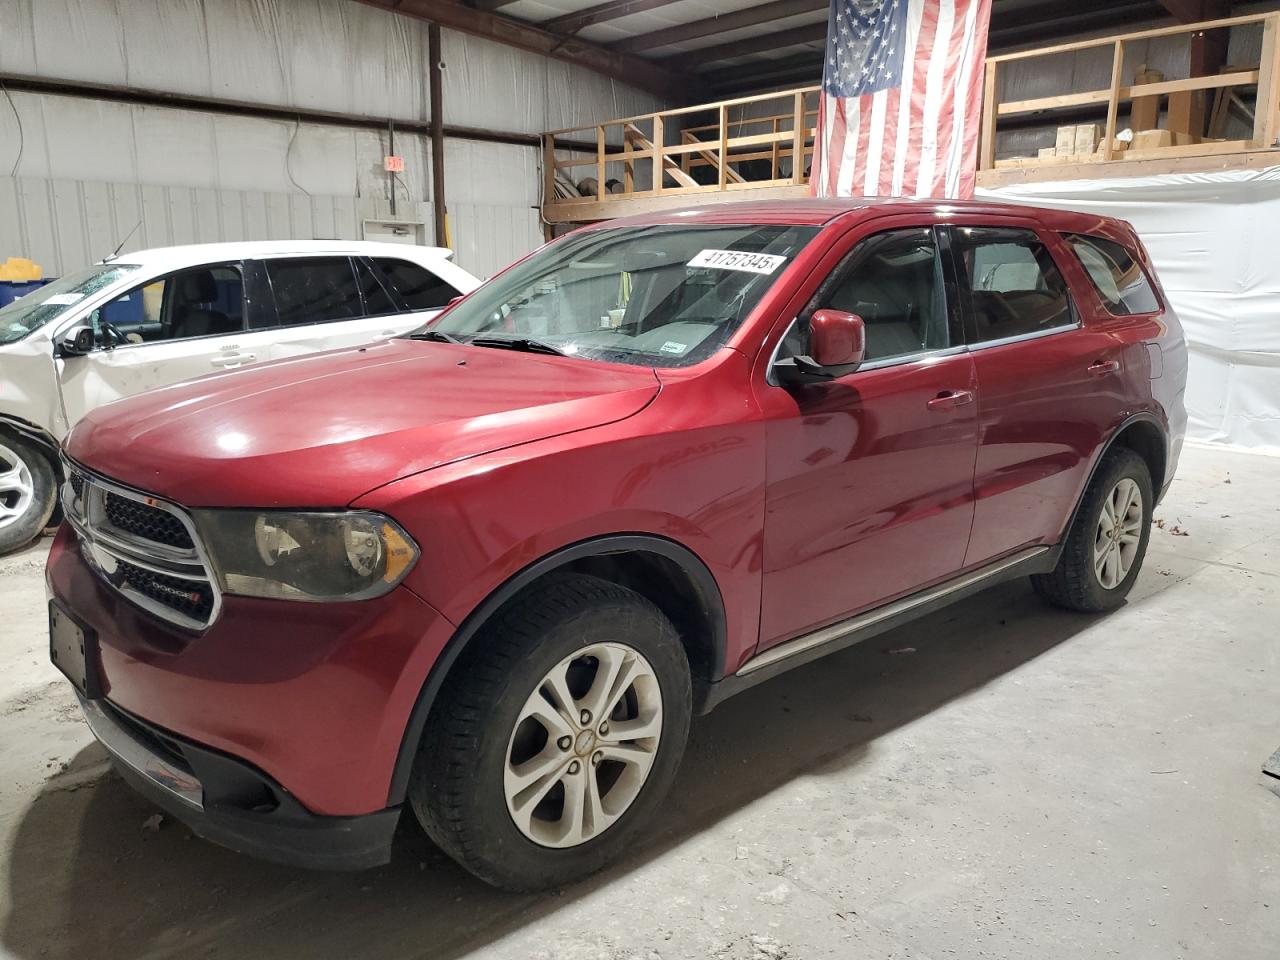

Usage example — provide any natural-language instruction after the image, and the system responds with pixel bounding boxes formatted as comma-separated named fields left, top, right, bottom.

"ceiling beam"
left=468, top=0, right=521, bottom=11
left=356, top=0, right=690, bottom=98
left=705, top=52, right=823, bottom=91
left=542, top=0, right=687, bottom=37
left=663, top=21, right=828, bottom=71
left=611, top=0, right=829, bottom=54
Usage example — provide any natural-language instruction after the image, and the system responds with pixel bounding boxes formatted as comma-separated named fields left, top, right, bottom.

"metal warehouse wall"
left=0, top=0, right=665, bottom=278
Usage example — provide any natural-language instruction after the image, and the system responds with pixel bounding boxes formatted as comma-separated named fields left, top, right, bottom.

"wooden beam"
left=542, top=0, right=685, bottom=36
left=978, top=146, right=1280, bottom=188
left=987, top=11, right=1271, bottom=62
left=611, top=0, right=828, bottom=54
left=663, top=22, right=828, bottom=71
left=469, top=0, right=521, bottom=11
left=623, top=123, right=699, bottom=188
left=355, top=0, right=689, bottom=98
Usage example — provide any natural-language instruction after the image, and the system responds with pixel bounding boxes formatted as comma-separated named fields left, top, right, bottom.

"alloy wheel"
left=0, top=443, right=35, bottom=531
left=503, top=641, right=663, bottom=848
left=1094, top=476, right=1143, bottom=590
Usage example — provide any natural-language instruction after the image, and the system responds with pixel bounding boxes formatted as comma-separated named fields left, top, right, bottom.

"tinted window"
left=266, top=258, right=362, bottom=326
left=371, top=258, right=459, bottom=311
left=1065, top=233, right=1160, bottom=315
left=954, top=227, right=1073, bottom=342
left=90, top=265, right=244, bottom=345
left=354, top=260, right=400, bottom=317
left=779, top=228, right=951, bottom=364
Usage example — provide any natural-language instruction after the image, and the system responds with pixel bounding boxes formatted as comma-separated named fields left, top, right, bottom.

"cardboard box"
left=1130, top=65, right=1164, bottom=131
left=1038, top=146, right=1058, bottom=160
left=1055, top=125, right=1076, bottom=156
left=1130, top=129, right=1200, bottom=151
left=1074, top=123, right=1101, bottom=155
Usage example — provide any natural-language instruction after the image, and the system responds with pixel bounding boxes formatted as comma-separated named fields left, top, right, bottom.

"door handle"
left=927, top=389, right=975, bottom=411
left=1088, top=359, right=1120, bottom=376
left=210, top=353, right=256, bottom=368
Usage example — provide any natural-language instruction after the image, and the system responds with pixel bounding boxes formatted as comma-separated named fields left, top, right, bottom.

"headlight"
left=193, top=510, right=419, bottom=602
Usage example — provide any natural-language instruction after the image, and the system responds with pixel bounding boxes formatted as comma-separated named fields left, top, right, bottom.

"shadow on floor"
left=2, top=580, right=1099, bottom=960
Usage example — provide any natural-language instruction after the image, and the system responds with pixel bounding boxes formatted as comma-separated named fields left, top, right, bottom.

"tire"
left=0, top=434, right=57, bottom=555
left=410, top=573, right=692, bottom=891
left=1031, top=447, right=1153, bottom=612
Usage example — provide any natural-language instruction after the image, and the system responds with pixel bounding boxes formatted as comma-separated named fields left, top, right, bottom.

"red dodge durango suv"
left=48, top=198, right=1186, bottom=890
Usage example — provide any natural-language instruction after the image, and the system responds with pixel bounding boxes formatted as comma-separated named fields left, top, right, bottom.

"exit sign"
left=384, top=156, right=405, bottom=173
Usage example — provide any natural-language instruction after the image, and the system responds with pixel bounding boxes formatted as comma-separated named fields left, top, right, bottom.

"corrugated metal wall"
left=0, top=0, right=665, bottom=278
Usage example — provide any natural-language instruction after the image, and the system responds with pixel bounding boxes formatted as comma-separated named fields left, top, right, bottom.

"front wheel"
left=410, top=574, right=692, bottom=891
left=1032, top=447, right=1153, bottom=612
left=0, top=435, right=57, bottom=555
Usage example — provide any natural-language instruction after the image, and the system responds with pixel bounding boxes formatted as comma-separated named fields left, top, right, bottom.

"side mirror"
left=59, top=325, right=96, bottom=356
left=775, top=309, right=866, bottom=384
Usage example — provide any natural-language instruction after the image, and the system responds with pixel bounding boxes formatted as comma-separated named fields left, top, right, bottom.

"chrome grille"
left=61, top=458, right=220, bottom=630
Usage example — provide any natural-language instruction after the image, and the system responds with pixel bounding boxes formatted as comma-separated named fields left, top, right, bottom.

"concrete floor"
left=0, top=443, right=1277, bottom=960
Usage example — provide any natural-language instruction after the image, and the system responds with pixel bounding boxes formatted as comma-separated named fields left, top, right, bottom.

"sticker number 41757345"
left=688, top=249, right=787, bottom=275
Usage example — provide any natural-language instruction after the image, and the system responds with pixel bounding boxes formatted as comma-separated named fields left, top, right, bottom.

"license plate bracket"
left=49, top=599, right=102, bottom=699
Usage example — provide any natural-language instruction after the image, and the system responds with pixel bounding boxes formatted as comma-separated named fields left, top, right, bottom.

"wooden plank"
left=792, top=91, right=806, bottom=185
left=980, top=62, right=998, bottom=171
left=986, top=11, right=1275, bottom=63
left=597, top=126, right=606, bottom=199
left=771, top=118, right=781, bottom=180
left=653, top=114, right=664, bottom=193
left=1122, top=138, right=1251, bottom=160
left=997, top=88, right=1112, bottom=116
left=543, top=85, right=820, bottom=136
left=1256, top=14, right=1280, bottom=148
left=681, top=132, right=745, bottom=183
left=625, top=120, right=698, bottom=189
left=1122, top=70, right=1260, bottom=99
left=976, top=146, right=1280, bottom=187
left=718, top=105, right=728, bottom=189
left=1103, top=41, right=1124, bottom=161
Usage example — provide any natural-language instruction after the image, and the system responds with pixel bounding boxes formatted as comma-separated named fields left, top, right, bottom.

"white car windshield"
left=425, top=223, right=819, bottom=367
left=0, top=264, right=142, bottom=346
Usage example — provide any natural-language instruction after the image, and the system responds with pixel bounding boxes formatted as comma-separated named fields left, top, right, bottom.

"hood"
left=65, top=339, right=660, bottom=507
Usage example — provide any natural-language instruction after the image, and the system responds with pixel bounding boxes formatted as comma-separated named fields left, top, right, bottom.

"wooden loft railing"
left=979, top=11, right=1280, bottom=186
left=541, top=87, right=819, bottom=224
left=541, top=12, right=1280, bottom=222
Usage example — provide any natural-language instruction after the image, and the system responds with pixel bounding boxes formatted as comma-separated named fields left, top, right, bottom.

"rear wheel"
left=410, top=574, right=692, bottom=891
left=1032, top=447, right=1153, bottom=612
left=0, top=435, right=56, bottom=555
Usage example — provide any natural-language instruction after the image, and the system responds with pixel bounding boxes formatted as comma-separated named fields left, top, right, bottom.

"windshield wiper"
left=404, top=329, right=464, bottom=344
left=468, top=335, right=567, bottom=357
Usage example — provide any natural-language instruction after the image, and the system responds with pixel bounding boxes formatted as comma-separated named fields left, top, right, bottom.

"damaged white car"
left=0, top=240, right=480, bottom=552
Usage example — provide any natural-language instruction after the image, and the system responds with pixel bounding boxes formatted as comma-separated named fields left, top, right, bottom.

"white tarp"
left=980, top=166, right=1280, bottom=453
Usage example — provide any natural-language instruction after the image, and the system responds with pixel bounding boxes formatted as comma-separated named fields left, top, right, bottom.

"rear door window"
left=1064, top=233, right=1160, bottom=315
left=265, top=258, right=363, bottom=326
left=952, top=227, right=1074, bottom=344
left=369, top=258, right=460, bottom=312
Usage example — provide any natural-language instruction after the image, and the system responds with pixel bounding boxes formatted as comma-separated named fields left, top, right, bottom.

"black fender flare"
left=386, top=533, right=727, bottom=806
left=1061, top=412, right=1167, bottom=540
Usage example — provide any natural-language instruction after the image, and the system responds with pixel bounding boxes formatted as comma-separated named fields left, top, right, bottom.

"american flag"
left=811, top=0, right=991, bottom=200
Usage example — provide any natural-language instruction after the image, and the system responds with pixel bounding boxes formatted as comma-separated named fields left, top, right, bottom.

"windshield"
left=0, top=264, right=142, bottom=345
left=426, top=223, right=819, bottom=367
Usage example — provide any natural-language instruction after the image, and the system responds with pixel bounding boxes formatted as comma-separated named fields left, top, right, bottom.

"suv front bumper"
left=81, top=693, right=401, bottom=870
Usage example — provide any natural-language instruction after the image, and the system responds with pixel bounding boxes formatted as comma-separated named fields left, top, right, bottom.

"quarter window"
left=1065, top=233, right=1160, bottom=315
left=954, top=227, right=1073, bottom=342
left=265, top=258, right=362, bottom=326
left=370, top=258, right=460, bottom=312
left=780, top=228, right=952, bottom=365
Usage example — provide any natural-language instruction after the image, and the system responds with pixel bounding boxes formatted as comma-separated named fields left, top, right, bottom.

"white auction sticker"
left=44, top=293, right=85, bottom=306
left=689, top=249, right=787, bottom=275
